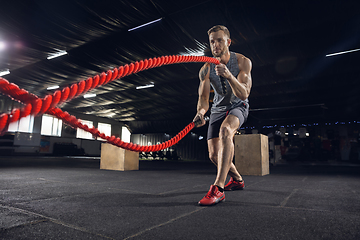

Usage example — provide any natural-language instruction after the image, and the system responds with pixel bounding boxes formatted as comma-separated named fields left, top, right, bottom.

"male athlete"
left=193, top=25, right=252, bottom=206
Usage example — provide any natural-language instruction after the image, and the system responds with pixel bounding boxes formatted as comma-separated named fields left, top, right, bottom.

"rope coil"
left=0, top=55, right=219, bottom=152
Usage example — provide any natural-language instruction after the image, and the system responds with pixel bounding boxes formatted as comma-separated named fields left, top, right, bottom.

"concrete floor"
left=1, top=156, right=360, bottom=239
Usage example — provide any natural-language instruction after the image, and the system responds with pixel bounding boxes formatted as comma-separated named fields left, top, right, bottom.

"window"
left=41, top=114, right=62, bottom=136
left=76, top=119, right=94, bottom=140
left=97, top=123, right=111, bottom=141
left=121, top=126, right=131, bottom=143
left=8, top=114, right=34, bottom=133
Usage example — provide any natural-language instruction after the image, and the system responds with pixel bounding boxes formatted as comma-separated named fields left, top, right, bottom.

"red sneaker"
left=198, top=185, right=225, bottom=206
left=224, top=177, right=244, bottom=191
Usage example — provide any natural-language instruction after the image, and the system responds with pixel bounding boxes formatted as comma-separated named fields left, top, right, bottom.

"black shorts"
left=207, top=103, right=249, bottom=140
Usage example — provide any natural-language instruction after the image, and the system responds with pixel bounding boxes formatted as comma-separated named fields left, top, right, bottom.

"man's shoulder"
left=234, top=52, right=250, bottom=62
left=234, top=53, right=252, bottom=70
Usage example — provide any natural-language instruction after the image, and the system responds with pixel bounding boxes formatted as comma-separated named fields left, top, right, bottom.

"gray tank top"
left=209, top=51, right=249, bottom=113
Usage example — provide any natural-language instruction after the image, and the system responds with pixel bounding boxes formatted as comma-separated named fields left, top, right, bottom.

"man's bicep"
left=238, top=57, right=252, bottom=83
left=237, top=59, right=252, bottom=96
left=198, top=79, right=210, bottom=97
left=239, top=56, right=252, bottom=73
left=239, top=71, right=251, bottom=88
left=199, top=64, right=210, bottom=81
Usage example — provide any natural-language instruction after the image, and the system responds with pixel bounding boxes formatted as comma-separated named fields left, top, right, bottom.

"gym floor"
left=1, top=157, right=359, bottom=239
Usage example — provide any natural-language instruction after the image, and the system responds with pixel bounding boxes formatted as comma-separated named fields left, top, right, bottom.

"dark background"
left=0, top=0, right=359, bottom=136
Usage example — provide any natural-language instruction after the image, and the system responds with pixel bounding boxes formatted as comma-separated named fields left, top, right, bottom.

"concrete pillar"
left=100, top=143, right=139, bottom=171
left=234, top=134, right=269, bottom=176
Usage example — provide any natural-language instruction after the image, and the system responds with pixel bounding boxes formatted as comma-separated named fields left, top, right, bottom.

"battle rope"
left=0, top=55, right=219, bottom=152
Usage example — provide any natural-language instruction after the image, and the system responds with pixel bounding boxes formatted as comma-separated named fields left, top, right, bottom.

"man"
left=193, top=25, right=252, bottom=206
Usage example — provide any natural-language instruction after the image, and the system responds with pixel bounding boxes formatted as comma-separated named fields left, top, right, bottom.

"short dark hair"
left=207, top=25, right=230, bottom=38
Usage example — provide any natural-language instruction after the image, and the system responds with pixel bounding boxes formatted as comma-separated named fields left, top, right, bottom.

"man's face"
left=209, top=30, right=231, bottom=57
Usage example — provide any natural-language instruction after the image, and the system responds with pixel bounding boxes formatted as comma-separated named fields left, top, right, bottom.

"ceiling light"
left=47, top=50, right=68, bottom=60
left=0, top=41, right=6, bottom=51
left=136, top=82, right=154, bottom=90
left=128, top=18, right=162, bottom=32
left=0, top=69, right=10, bottom=77
left=180, top=39, right=206, bottom=56
left=180, top=49, right=204, bottom=56
left=99, top=112, right=117, bottom=118
left=83, top=93, right=96, bottom=98
left=47, top=85, right=60, bottom=90
left=326, top=48, right=360, bottom=57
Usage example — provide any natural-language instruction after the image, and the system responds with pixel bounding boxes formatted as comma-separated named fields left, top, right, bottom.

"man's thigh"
left=227, top=107, right=247, bottom=129
left=220, top=114, right=240, bottom=135
left=207, top=105, right=248, bottom=140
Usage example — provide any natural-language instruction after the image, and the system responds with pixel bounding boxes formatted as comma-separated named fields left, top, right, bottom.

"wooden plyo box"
left=234, top=134, right=269, bottom=176
left=100, top=143, right=139, bottom=171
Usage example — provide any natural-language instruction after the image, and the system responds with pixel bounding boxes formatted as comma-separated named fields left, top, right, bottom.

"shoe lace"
left=204, top=188, right=219, bottom=199
left=204, top=191, right=214, bottom=199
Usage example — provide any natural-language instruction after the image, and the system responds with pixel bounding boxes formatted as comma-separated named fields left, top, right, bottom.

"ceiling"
left=0, top=0, right=359, bottom=134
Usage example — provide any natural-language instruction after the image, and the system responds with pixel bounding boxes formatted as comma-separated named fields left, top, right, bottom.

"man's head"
left=207, top=25, right=231, bottom=57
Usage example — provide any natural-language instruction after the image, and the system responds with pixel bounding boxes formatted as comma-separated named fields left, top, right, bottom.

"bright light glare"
left=0, top=41, right=5, bottom=50
left=0, top=69, right=10, bottom=76
left=47, top=50, right=67, bottom=60
left=83, top=93, right=96, bottom=98
left=136, top=82, right=154, bottom=90
left=136, top=84, right=154, bottom=90
left=128, top=18, right=162, bottom=32
left=47, top=85, right=60, bottom=90
left=180, top=39, right=206, bottom=56
left=326, top=48, right=360, bottom=57
left=181, top=49, right=204, bottom=56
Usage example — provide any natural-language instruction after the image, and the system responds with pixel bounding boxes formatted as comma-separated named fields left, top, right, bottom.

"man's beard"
left=212, top=48, right=228, bottom=57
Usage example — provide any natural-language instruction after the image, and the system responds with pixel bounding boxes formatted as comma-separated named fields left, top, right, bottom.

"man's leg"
left=198, top=114, right=242, bottom=206
left=208, top=137, right=243, bottom=182
left=213, top=114, right=241, bottom=188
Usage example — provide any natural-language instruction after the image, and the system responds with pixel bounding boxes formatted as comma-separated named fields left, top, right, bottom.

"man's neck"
left=216, top=51, right=231, bottom=65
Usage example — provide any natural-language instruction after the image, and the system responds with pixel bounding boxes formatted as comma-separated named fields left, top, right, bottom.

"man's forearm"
left=197, top=97, right=209, bottom=116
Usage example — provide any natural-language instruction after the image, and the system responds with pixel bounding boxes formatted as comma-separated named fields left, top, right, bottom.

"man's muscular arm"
left=215, top=54, right=252, bottom=101
left=193, top=63, right=210, bottom=127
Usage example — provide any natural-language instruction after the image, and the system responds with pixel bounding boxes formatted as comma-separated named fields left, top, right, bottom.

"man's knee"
left=219, top=125, right=235, bottom=140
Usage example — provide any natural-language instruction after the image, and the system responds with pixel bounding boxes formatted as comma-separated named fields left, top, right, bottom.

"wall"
left=0, top=95, right=127, bottom=156
left=131, top=132, right=209, bottom=161
left=251, top=122, right=360, bottom=163
left=2, top=95, right=359, bottom=161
